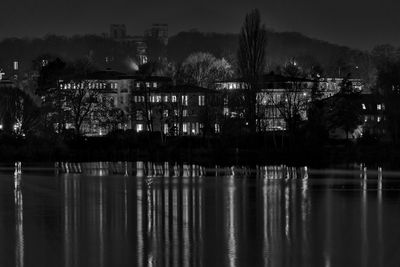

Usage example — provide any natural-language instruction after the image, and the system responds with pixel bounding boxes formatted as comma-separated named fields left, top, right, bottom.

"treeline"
left=0, top=30, right=373, bottom=81
left=167, top=30, right=372, bottom=80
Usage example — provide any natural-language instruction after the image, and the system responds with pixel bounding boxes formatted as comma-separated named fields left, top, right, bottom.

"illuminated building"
left=131, top=79, right=221, bottom=135
left=215, top=74, right=314, bottom=131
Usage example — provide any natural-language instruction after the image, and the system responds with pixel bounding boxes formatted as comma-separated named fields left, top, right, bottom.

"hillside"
left=0, top=30, right=373, bottom=80
left=167, top=30, right=372, bottom=78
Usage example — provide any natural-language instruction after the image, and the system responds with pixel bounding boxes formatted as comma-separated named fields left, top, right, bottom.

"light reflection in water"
left=14, top=168, right=23, bottom=267
left=16, top=162, right=392, bottom=266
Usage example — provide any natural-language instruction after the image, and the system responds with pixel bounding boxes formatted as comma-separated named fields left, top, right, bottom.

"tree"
left=0, top=87, right=42, bottom=135
left=181, top=52, right=233, bottom=88
left=326, top=75, right=363, bottom=140
left=237, top=9, right=267, bottom=133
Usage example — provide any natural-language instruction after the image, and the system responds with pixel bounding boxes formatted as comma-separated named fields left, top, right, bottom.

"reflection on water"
left=2, top=163, right=400, bottom=266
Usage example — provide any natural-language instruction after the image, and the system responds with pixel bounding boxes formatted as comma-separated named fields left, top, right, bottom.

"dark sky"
left=0, top=0, right=398, bottom=50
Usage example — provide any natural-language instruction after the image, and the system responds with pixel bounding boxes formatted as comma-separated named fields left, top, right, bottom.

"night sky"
left=0, top=0, right=398, bottom=50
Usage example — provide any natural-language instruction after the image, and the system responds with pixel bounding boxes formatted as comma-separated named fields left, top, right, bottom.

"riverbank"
left=0, top=132, right=397, bottom=167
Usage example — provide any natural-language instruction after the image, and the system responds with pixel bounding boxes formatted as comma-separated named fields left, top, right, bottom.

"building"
left=58, top=70, right=135, bottom=136
left=110, top=24, right=127, bottom=40
left=318, top=77, right=364, bottom=98
left=130, top=80, right=221, bottom=135
left=360, top=93, right=386, bottom=138
left=58, top=71, right=221, bottom=136
left=109, top=24, right=148, bottom=66
left=145, top=23, right=168, bottom=45
left=215, top=74, right=314, bottom=131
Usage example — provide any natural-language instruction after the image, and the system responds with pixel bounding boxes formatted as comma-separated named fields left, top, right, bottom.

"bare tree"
left=182, top=52, right=233, bottom=88
left=237, top=9, right=267, bottom=133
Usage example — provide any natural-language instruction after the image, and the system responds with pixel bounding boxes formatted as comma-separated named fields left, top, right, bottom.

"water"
left=1, top=162, right=400, bottom=266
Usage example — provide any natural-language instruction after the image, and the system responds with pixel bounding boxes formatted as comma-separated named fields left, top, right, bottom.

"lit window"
left=150, top=96, right=156, bottom=103
left=224, top=108, right=229, bottom=115
left=174, top=109, right=178, bottom=116
left=362, top=103, right=366, bottom=110
left=183, top=123, right=188, bottom=133
left=183, top=110, right=188, bottom=117
left=114, top=83, right=118, bottom=89
left=164, top=95, right=169, bottom=102
left=364, top=116, right=368, bottom=123
left=377, top=116, right=381, bottom=122
left=146, top=82, right=150, bottom=88
left=377, top=104, right=382, bottom=110
left=136, top=83, right=140, bottom=88
left=215, top=123, right=220, bottom=133
left=172, top=95, right=177, bottom=102
left=136, top=124, right=143, bottom=132
left=153, top=82, right=157, bottom=88
left=182, top=95, right=188, bottom=106
left=134, top=96, right=138, bottom=102
left=163, top=124, right=168, bottom=134
left=198, top=95, right=205, bottom=106
left=156, top=95, right=162, bottom=102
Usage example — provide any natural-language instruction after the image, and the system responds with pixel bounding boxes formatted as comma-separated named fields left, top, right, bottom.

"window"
left=183, top=123, right=188, bottom=133
left=215, top=123, right=220, bottom=133
left=163, top=110, right=169, bottom=118
left=136, top=110, right=144, bottom=121
left=182, top=95, right=188, bottom=106
left=150, top=95, right=156, bottom=103
left=136, top=83, right=140, bottom=88
left=364, top=116, right=368, bottom=123
left=183, top=109, right=188, bottom=117
left=174, top=109, right=178, bottom=116
left=377, top=104, right=382, bottom=110
left=377, top=116, right=382, bottom=122
left=198, top=95, right=205, bottom=106
left=146, top=82, right=150, bottom=88
left=163, top=124, right=168, bottom=134
left=136, top=124, right=144, bottom=132
left=164, top=95, right=169, bottom=102
left=172, top=95, right=177, bottom=102
left=153, top=82, right=157, bottom=88
left=156, top=95, right=162, bottom=102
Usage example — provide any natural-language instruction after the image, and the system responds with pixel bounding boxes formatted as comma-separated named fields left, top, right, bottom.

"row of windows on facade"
left=362, top=103, right=385, bottom=111
left=135, top=82, right=160, bottom=89
left=135, top=109, right=193, bottom=120
left=135, top=123, right=221, bottom=134
left=60, top=82, right=120, bottom=90
left=133, top=95, right=205, bottom=106
left=364, top=115, right=385, bottom=123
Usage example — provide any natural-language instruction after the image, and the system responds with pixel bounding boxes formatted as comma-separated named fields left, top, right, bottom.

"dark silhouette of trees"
left=237, top=9, right=267, bottom=133
left=326, top=75, right=363, bottom=140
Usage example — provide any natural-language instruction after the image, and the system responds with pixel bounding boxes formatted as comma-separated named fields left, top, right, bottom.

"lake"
left=1, top=162, right=399, bottom=266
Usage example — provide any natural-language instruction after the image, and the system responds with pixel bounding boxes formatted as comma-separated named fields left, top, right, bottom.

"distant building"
left=318, top=77, right=364, bottom=98
left=109, top=24, right=148, bottom=66
left=360, top=93, right=386, bottom=138
left=215, top=74, right=314, bottom=131
left=145, top=23, right=169, bottom=45
left=110, top=24, right=127, bottom=40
